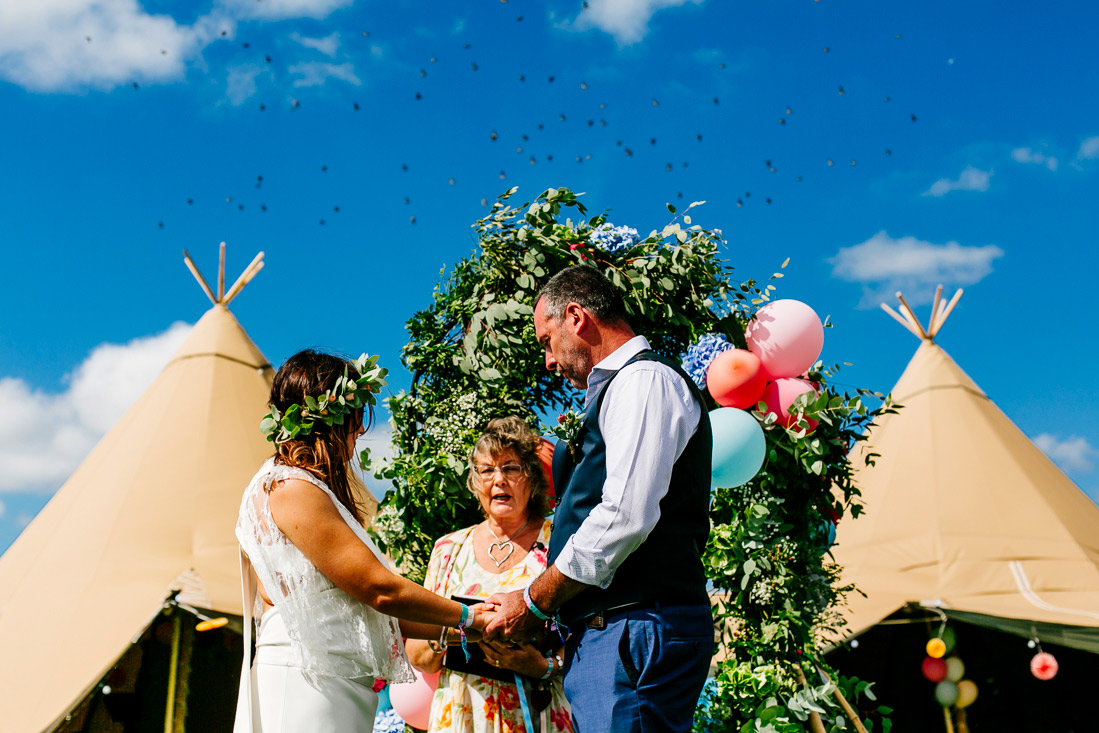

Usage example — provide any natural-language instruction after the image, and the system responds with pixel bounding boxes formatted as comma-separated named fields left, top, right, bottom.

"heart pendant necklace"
left=485, top=517, right=531, bottom=568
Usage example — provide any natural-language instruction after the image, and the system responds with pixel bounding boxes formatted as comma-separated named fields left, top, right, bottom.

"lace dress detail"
left=236, top=458, right=414, bottom=684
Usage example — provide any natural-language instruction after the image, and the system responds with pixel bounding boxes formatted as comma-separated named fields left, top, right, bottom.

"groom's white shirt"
left=554, top=335, right=702, bottom=589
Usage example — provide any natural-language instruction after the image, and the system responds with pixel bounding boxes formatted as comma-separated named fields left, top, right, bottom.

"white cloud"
left=1011, top=147, right=1058, bottom=171
left=289, top=61, right=360, bottom=87
left=573, top=0, right=703, bottom=45
left=0, top=322, right=190, bottom=493
left=1034, top=434, right=1097, bottom=474
left=290, top=32, right=341, bottom=57
left=0, top=0, right=354, bottom=92
left=830, top=231, right=1004, bottom=307
left=221, top=0, right=353, bottom=21
left=1077, top=136, right=1099, bottom=161
left=0, top=0, right=229, bottom=91
left=226, top=64, right=270, bottom=105
left=923, top=166, right=992, bottom=197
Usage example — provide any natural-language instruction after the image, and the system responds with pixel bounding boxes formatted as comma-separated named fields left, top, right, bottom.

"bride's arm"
left=269, top=478, right=483, bottom=637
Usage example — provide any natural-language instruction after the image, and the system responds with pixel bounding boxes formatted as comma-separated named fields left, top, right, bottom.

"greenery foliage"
left=260, top=353, right=387, bottom=444
left=366, top=187, right=894, bottom=730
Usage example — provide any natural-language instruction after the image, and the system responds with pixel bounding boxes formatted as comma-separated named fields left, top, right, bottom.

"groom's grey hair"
left=536, top=265, right=629, bottom=325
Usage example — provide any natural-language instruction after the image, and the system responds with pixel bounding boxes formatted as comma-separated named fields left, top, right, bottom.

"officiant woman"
left=406, top=417, right=572, bottom=732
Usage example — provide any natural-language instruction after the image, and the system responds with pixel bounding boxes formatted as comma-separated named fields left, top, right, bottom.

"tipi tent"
left=832, top=288, right=1099, bottom=650
left=0, top=249, right=319, bottom=732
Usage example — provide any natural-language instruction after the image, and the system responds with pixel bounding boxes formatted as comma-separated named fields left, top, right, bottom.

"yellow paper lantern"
left=944, top=656, right=965, bottom=681
left=956, top=680, right=978, bottom=708
left=926, top=638, right=946, bottom=658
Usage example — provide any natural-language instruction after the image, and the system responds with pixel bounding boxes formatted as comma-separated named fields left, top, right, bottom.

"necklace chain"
left=484, top=517, right=531, bottom=568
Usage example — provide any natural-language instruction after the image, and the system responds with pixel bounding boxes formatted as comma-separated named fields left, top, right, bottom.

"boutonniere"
left=548, top=410, right=586, bottom=459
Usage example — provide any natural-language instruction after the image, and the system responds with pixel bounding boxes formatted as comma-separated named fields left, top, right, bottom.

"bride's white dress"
left=234, top=459, right=414, bottom=732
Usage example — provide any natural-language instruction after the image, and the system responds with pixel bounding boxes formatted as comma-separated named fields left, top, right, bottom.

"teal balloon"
left=377, top=685, right=391, bottom=711
left=709, top=408, right=766, bottom=488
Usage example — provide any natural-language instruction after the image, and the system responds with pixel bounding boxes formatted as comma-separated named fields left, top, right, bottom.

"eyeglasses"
left=473, top=463, right=526, bottom=480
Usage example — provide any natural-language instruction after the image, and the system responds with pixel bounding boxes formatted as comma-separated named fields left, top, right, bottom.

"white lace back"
left=236, top=458, right=414, bottom=683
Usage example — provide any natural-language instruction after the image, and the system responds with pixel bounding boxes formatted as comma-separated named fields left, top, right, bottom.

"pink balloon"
left=707, top=349, right=767, bottom=409
left=760, top=378, right=818, bottom=429
left=745, top=300, right=824, bottom=379
left=390, top=668, right=440, bottom=729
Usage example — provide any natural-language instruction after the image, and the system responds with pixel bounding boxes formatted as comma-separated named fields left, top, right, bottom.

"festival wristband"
left=541, top=654, right=556, bottom=680
left=523, top=587, right=552, bottom=621
left=457, top=603, right=472, bottom=629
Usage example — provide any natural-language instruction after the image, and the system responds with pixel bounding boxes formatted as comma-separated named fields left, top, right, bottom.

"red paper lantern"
left=921, top=656, right=947, bottom=682
left=1030, top=652, right=1058, bottom=680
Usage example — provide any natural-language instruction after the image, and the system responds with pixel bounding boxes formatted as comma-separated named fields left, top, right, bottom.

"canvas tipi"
left=832, top=287, right=1099, bottom=651
left=0, top=248, right=276, bottom=731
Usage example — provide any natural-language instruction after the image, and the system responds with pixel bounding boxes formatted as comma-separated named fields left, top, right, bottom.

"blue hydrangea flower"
left=374, top=707, right=405, bottom=733
left=682, top=333, right=733, bottom=389
left=588, top=222, right=641, bottom=253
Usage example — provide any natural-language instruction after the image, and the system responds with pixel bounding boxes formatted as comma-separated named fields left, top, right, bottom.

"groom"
left=483, top=265, right=714, bottom=731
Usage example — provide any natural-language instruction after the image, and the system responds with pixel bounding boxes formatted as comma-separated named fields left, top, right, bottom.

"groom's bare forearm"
left=528, top=564, right=590, bottom=612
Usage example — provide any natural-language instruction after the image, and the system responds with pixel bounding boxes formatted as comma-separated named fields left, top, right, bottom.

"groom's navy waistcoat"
left=548, top=350, right=712, bottom=624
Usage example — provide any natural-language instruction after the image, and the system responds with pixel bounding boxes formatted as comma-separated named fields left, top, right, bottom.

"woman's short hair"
left=467, top=416, right=550, bottom=519
left=270, top=349, right=371, bottom=524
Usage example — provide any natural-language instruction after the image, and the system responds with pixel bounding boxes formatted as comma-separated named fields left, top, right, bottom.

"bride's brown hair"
left=270, top=349, right=371, bottom=525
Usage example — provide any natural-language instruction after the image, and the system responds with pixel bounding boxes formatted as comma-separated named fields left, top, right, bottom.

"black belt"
left=580, top=600, right=665, bottom=630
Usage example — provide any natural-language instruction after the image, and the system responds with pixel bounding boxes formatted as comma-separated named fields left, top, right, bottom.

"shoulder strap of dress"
left=262, top=462, right=330, bottom=494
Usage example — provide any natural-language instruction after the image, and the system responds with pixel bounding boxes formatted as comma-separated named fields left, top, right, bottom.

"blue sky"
left=2, top=0, right=1098, bottom=552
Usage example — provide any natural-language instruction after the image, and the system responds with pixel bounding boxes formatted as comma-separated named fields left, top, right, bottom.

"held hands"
left=447, top=603, right=495, bottom=644
left=481, top=589, right=544, bottom=643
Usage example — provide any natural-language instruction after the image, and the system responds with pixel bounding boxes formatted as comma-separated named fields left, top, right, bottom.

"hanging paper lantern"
left=921, top=656, right=947, bottom=682
left=926, top=638, right=946, bottom=659
left=709, top=407, right=767, bottom=488
left=744, top=299, right=824, bottom=379
left=944, top=657, right=965, bottom=682
left=940, top=626, right=957, bottom=654
left=1030, top=651, right=1059, bottom=680
left=934, top=680, right=959, bottom=706
left=706, top=349, right=767, bottom=409
left=956, top=680, right=978, bottom=709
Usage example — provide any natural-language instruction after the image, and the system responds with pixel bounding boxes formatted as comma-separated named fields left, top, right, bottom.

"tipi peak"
left=880, top=285, right=963, bottom=342
left=184, top=242, right=264, bottom=308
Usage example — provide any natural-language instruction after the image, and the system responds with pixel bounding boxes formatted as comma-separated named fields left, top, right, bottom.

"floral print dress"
left=424, top=519, right=572, bottom=733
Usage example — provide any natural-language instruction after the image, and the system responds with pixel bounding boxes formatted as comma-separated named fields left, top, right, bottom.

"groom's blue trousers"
left=562, top=603, right=713, bottom=732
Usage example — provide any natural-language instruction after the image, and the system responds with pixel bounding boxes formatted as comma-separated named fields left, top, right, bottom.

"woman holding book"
left=405, top=417, right=572, bottom=733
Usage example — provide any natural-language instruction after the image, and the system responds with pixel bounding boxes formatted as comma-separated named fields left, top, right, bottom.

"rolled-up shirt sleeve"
left=554, top=362, right=700, bottom=588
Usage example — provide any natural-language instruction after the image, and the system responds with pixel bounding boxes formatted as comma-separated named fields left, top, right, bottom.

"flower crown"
left=260, top=353, right=388, bottom=444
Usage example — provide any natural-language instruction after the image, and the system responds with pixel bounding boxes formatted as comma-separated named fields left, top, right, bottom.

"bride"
left=235, top=349, right=487, bottom=732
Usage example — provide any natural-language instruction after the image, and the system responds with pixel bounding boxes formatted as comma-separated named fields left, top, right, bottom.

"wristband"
left=457, top=603, right=472, bottom=629
left=456, top=603, right=473, bottom=662
left=541, top=654, right=556, bottom=680
left=523, top=587, right=552, bottom=621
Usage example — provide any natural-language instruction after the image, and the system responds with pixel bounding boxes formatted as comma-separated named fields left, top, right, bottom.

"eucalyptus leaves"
left=260, top=353, right=388, bottom=444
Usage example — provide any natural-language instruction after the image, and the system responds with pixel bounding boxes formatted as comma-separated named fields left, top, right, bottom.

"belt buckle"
left=586, top=612, right=606, bottom=630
